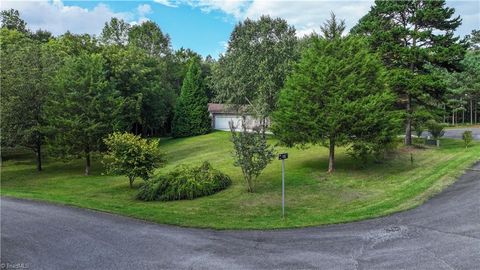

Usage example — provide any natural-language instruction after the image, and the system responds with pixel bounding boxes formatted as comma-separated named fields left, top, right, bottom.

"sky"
left=2, top=0, right=479, bottom=58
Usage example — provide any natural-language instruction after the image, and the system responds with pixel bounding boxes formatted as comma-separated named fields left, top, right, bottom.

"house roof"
left=208, top=103, right=250, bottom=114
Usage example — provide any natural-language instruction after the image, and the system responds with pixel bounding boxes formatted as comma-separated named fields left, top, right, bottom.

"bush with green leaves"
left=137, top=161, right=231, bottom=201
left=426, top=120, right=445, bottom=140
left=230, top=120, right=275, bottom=192
left=462, top=131, right=473, bottom=148
left=103, top=132, right=163, bottom=188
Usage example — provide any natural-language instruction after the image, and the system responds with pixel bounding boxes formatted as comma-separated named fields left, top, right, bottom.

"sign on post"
left=278, top=153, right=288, bottom=218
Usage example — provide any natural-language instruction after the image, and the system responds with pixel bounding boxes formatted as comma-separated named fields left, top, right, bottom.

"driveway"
left=2, top=163, right=480, bottom=270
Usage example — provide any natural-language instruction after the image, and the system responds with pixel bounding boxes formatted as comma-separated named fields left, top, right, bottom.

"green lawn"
left=1, top=131, right=479, bottom=229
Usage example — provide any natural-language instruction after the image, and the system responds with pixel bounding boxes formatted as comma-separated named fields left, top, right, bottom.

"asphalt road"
left=2, top=163, right=480, bottom=270
left=443, top=128, right=480, bottom=140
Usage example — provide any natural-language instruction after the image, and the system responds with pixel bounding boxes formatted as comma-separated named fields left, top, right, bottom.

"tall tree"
left=100, top=18, right=130, bottom=46
left=0, top=9, right=28, bottom=33
left=320, top=12, right=346, bottom=40
left=46, top=53, right=122, bottom=175
left=172, top=58, right=211, bottom=138
left=467, top=29, right=480, bottom=50
left=102, top=45, right=175, bottom=136
left=272, top=36, right=398, bottom=173
left=351, top=0, right=465, bottom=145
left=211, top=16, right=298, bottom=129
left=0, top=29, right=61, bottom=171
left=128, top=21, right=171, bottom=58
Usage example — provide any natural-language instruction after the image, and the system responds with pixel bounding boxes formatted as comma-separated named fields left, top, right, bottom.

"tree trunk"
left=471, top=99, right=474, bottom=125
left=35, top=141, right=42, bottom=172
left=405, top=18, right=417, bottom=146
left=405, top=94, right=412, bottom=145
left=129, top=177, right=134, bottom=188
left=443, top=104, right=446, bottom=123
left=85, top=148, right=91, bottom=176
left=328, top=138, right=335, bottom=173
left=475, top=100, right=478, bottom=124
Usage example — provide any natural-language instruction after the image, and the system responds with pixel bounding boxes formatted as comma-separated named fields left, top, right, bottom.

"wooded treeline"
left=1, top=1, right=479, bottom=175
left=0, top=9, right=214, bottom=172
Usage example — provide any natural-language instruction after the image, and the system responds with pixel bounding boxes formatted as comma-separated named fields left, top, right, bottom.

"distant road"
left=422, top=127, right=480, bottom=140
left=2, top=162, right=480, bottom=269
left=443, top=127, right=480, bottom=140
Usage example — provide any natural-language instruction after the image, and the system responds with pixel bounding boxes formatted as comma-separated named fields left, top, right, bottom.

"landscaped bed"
left=1, top=131, right=478, bottom=229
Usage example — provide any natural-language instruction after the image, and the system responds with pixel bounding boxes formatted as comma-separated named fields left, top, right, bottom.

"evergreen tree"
left=320, top=12, right=345, bottom=40
left=351, top=0, right=465, bottom=145
left=272, top=36, right=398, bottom=173
left=172, top=58, right=211, bottom=138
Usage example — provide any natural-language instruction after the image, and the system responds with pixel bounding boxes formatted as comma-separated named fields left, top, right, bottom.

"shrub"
left=137, top=161, right=231, bottom=201
left=462, top=131, right=473, bottom=148
left=426, top=120, right=445, bottom=140
left=230, top=120, right=275, bottom=192
left=103, top=132, right=164, bottom=188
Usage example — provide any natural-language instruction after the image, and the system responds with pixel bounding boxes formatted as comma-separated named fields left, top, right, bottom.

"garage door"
left=214, top=115, right=243, bottom=130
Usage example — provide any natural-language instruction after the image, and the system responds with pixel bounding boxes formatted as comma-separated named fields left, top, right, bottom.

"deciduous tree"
left=103, top=132, right=163, bottom=188
left=230, top=120, right=275, bottom=192
left=212, top=16, right=298, bottom=128
left=46, top=53, right=122, bottom=175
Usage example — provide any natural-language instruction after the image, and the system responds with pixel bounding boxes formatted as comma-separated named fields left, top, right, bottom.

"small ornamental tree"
left=172, top=57, right=211, bottom=137
left=229, top=120, right=275, bottom=192
left=103, top=132, right=163, bottom=188
left=462, top=131, right=473, bottom=148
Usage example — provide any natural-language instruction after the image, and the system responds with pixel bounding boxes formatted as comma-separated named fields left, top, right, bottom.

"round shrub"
left=137, top=161, right=231, bottom=201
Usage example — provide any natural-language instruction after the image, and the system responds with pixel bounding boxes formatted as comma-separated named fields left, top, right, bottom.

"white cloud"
left=244, top=1, right=373, bottom=37
left=188, top=0, right=249, bottom=19
left=137, top=4, right=153, bottom=17
left=183, top=0, right=478, bottom=37
left=0, top=0, right=134, bottom=36
left=153, top=0, right=178, bottom=8
left=181, top=0, right=373, bottom=37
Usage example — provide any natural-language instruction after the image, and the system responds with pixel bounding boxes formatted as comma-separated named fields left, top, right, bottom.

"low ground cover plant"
left=137, top=161, right=231, bottom=201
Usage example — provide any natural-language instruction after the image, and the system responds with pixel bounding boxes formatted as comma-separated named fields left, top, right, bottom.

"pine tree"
left=172, top=57, right=211, bottom=138
left=351, top=0, right=465, bottom=145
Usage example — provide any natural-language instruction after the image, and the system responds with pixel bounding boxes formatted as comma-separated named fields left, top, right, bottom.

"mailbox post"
left=278, top=153, right=288, bottom=218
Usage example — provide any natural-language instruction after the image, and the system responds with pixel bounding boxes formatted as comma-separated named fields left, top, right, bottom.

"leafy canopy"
left=103, top=132, right=164, bottom=188
left=212, top=16, right=298, bottom=120
left=230, top=121, right=275, bottom=192
left=272, top=36, right=399, bottom=172
left=46, top=53, right=123, bottom=174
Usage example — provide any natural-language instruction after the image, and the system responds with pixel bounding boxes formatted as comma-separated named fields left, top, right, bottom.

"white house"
left=208, top=103, right=262, bottom=131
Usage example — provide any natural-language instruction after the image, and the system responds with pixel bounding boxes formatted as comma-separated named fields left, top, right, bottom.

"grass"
left=1, top=131, right=479, bottom=229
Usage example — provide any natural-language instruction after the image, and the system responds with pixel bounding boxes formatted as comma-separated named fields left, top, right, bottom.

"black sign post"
left=278, top=153, right=288, bottom=218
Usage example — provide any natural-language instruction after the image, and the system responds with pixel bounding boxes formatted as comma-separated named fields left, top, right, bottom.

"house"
left=208, top=103, right=262, bottom=131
